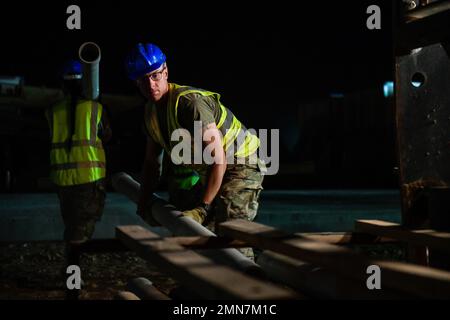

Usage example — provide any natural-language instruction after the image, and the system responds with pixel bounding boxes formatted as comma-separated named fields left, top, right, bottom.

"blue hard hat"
left=125, top=43, right=166, bottom=80
left=62, top=60, right=82, bottom=80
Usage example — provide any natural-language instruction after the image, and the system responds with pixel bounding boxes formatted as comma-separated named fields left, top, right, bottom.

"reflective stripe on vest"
left=48, top=99, right=106, bottom=186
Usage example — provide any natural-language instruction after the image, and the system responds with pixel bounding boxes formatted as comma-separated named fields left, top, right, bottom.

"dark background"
left=0, top=0, right=396, bottom=191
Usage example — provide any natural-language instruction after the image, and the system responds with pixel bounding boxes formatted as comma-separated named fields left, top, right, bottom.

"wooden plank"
left=166, top=236, right=248, bottom=249
left=355, top=220, right=450, bottom=254
left=116, top=225, right=299, bottom=300
left=259, top=250, right=407, bottom=300
left=71, top=236, right=247, bottom=252
left=0, top=233, right=394, bottom=249
left=218, top=219, right=450, bottom=298
left=297, top=232, right=397, bottom=245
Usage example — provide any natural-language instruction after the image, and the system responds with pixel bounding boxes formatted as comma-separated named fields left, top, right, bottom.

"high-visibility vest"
left=46, top=99, right=106, bottom=186
left=144, top=83, right=259, bottom=189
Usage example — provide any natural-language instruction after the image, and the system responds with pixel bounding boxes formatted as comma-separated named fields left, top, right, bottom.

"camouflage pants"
left=168, top=162, right=264, bottom=258
left=57, top=179, right=106, bottom=243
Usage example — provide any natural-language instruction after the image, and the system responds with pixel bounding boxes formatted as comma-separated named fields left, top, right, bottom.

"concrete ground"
left=0, top=190, right=401, bottom=242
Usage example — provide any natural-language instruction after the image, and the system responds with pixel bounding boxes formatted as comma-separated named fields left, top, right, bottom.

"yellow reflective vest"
left=144, top=83, right=259, bottom=189
left=46, top=99, right=106, bottom=186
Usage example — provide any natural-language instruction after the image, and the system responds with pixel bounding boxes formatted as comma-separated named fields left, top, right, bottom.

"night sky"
left=1, top=0, right=393, bottom=99
left=0, top=0, right=397, bottom=189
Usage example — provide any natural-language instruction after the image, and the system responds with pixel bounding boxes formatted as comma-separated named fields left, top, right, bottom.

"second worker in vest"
left=126, top=43, right=264, bottom=258
left=46, top=60, right=111, bottom=269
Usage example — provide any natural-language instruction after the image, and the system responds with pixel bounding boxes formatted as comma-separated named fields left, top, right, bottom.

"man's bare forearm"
left=202, top=161, right=227, bottom=205
left=201, top=124, right=227, bottom=205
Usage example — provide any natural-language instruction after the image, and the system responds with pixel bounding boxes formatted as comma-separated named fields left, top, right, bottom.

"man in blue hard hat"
left=126, top=43, right=264, bottom=257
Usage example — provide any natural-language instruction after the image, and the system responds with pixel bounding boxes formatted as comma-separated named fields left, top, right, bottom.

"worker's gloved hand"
left=182, top=206, right=208, bottom=224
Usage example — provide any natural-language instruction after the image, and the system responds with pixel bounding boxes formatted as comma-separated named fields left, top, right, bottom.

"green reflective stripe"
left=230, top=126, right=248, bottom=152
left=223, top=116, right=242, bottom=151
left=217, top=105, right=245, bottom=151
left=235, top=130, right=260, bottom=157
left=217, top=104, right=228, bottom=129
left=174, top=175, right=200, bottom=190
left=218, top=105, right=234, bottom=131
left=51, top=161, right=105, bottom=170
left=217, top=104, right=253, bottom=154
left=90, top=101, right=98, bottom=145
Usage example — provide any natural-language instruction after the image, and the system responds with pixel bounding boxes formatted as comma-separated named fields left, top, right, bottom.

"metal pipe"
left=111, top=172, right=262, bottom=276
left=114, top=291, right=140, bottom=300
left=127, top=277, right=171, bottom=300
left=78, top=42, right=101, bottom=100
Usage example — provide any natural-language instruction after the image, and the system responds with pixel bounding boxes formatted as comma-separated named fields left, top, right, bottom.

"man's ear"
left=164, top=65, right=169, bottom=79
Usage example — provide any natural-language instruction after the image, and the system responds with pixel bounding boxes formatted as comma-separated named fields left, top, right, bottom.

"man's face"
left=136, top=64, right=168, bottom=102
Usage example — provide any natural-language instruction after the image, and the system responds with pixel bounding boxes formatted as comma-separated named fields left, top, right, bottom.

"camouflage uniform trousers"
left=168, top=162, right=264, bottom=259
left=57, top=179, right=106, bottom=244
